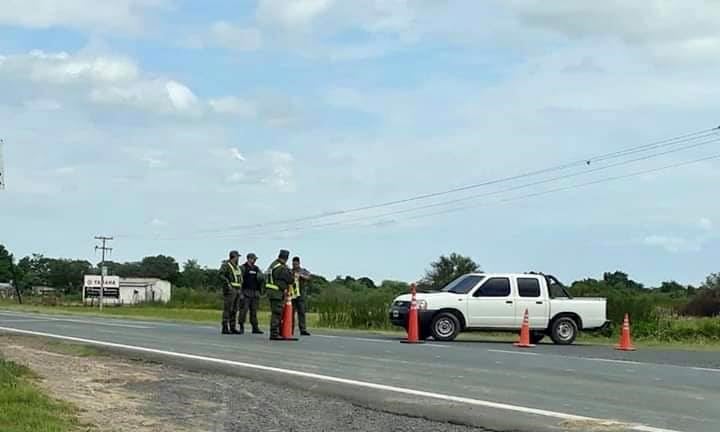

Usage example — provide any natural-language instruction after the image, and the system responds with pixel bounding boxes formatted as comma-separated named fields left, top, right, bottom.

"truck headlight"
left=417, top=299, right=428, bottom=310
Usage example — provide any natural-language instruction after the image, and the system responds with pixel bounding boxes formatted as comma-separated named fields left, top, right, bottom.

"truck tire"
left=431, top=312, right=461, bottom=341
left=530, top=331, right=546, bottom=345
left=550, top=316, right=578, bottom=345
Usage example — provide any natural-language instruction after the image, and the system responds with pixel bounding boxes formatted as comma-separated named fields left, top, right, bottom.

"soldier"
left=219, top=250, right=243, bottom=335
left=291, top=256, right=312, bottom=336
left=265, top=249, right=294, bottom=340
left=239, top=252, right=264, bottom=335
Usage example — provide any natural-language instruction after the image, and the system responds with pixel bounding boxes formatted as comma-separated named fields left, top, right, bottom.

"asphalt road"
left=1, top=309, right=718, bottom=432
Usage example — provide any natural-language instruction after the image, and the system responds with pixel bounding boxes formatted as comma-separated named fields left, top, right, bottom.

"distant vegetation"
left=1, top=244, right=719, bottom=341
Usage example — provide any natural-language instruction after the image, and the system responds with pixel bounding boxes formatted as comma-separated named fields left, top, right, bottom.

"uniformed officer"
left=219, top=250, right=243, bottom=335
left=292, top=256, right=312, bottom=336
left=239, top=252, right=264, bottom=335
left=265, top=249, right=294, bottom=340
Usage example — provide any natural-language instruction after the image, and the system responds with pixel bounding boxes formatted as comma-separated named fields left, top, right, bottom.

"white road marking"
left=0, top=326, right=681, bottom=432
left=0, top=313, right=153, bottom=329
left=488, top=349, right=539, bottom=356
left=0, top=319, right=48, bottom=323
left=692, top=367, right=720, bottom=373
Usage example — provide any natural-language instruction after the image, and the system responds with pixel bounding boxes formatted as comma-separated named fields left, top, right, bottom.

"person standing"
left=239, top=252, right=264, bottom=335
left=220, top=250, right=243, bottom=335
left=265, top=249, right=294, bottom=340
left=292, top=256, right=312, bottom=336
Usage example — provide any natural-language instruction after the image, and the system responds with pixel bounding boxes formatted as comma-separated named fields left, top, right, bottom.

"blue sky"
left=1, top=0, right=720, bottom=286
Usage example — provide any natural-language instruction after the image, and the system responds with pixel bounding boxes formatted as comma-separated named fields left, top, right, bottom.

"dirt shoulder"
left=0, top=335, right=491, bottom=432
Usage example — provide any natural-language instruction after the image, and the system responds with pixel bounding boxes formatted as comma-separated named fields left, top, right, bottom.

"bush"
left=681, top=289, right=720, bottom=317
left=166, top=287, right=221, bottom=309
left=316, top=286, right=397, bottom=330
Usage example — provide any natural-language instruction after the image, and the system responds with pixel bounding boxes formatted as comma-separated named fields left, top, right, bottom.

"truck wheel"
left=530, top=331, right=545, bottom=345
left=550, top=317, right=578, bottom=345
left=431, top=312, right=461, bottom=341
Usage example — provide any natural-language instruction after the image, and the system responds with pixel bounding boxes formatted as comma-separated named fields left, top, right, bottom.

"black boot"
left=300, top=330, right=311, bottom=336
left=230, top=324, right=241, bottom=335
left=252, top=327, right=264, bottom=335
left=238, top=324, right=245, bottom=335
left=221, top=323, right=231, bottom=335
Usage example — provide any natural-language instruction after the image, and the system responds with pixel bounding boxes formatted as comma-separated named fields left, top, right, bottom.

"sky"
left=1, top=0, right=719, bottom=287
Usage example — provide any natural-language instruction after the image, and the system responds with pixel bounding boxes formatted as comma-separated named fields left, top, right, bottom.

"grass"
left=0, top=357, right=84, bottom=432
left=2, top=300, right=719, bottom=350
left=0, top=301, right=320, bottom=327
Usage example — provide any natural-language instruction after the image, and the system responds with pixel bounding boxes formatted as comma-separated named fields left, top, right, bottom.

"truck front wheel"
left=431, top=312, right=461, bottom=341
left=550, top=316, right=578, bottom=345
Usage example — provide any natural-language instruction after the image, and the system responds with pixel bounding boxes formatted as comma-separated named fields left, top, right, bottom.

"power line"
left=236, top=151, right=720, bottom=240
left=166, top=126, right=720, bottom=237
left=157, top=133, right=720, bottom=241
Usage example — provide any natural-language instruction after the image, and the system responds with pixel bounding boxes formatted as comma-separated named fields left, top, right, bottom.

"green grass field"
left=2, top=300, right=718, bottom=350
left=0, top=357, right=83, bottom=432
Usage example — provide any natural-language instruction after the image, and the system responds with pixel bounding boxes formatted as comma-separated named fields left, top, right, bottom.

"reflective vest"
left=265, top=262, right=284, bottom=291
left=290, top=272, right=300, bottom=298
left=229, top=262, right=242, bottom=288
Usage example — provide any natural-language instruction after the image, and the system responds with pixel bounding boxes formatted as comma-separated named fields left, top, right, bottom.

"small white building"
left=83, top=276, right=171, bottom=305
left=119, top=278, right=172, bottom=304
left=0, top=282, right=13, bottom=298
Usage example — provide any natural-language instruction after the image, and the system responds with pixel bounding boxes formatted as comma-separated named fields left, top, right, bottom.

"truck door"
left=514, top=276, right=550, bottom=329
left=466, top=277, right=515, bottom=327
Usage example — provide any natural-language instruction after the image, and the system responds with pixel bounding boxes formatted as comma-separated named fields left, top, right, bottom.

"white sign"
left=84, top=275, right=120, bottom=288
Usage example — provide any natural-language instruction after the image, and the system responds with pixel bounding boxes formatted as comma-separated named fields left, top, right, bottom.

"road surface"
left=1, top=309, right=718, bottom=432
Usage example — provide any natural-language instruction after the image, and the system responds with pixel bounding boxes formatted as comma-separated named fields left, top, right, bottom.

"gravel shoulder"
left=0, top=335, right=494, bottom=432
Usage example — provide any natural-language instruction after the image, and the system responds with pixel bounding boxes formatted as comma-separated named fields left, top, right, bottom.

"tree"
left=0, top=244, right=13, bottom=282
left=179, top=259, right=208, bottom=289
left=139, top=255, right=180, bottom=283
left=682, top=273, right=720, bottom=317
left=421, top=253, right=480, bottom=290
left=603, top=271, right=645, bottom=291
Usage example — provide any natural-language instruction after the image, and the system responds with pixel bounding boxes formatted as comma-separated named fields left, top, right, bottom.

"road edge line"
left=0, top=326, right=681, bottom=432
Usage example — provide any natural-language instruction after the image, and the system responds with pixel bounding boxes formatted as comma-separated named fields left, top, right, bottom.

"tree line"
left=1, top=244, right=718, bottom=319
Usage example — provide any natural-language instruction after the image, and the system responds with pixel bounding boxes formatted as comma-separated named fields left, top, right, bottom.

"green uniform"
left=292, top=267, right=311, bottom=334
left=265, top=259, right=293, bottom=338
left=220, top=260, right=243, bottom=332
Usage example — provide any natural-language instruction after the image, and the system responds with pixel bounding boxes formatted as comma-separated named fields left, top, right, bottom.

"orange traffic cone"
left=279, top=292, right=299, bottom=341
left=401, top=284, right=425, bottom=344
left=615, top=313, right=635, bottom=351
left=514, top=309, right=535, bottom=348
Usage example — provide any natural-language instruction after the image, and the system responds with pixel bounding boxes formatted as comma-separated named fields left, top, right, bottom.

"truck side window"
left=473, top=278, right=511, bottom=297
left=517, top=278, right=541, bottom=297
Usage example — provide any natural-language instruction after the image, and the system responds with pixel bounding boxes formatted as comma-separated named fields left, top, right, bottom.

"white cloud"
left=223, top=150, right=295, bottom=192
left=1, top=49, right=203, bottom=116
left=165, top=81, right=198, bottom=111
left=209, top=97, right=257, bottom=118
left=54, top=166, right=76, bottom=175
left=230, top=148, right=246, bottom=161
left=643, top=235, right=701, bottom=253
left=257, top=0, right=335, bottom=29
left=508, top=0, right=720, bottom=63
left=698, top=217, right=713, bottom=231
left=150, top=218, right=168, bottom=227
left=209, top=21, right=263, bottom=51
left=23, top=99, right=62, bottom=111
left=0, top=0, right=171, bottom=35
left=3, top=50, right=139, bottom=84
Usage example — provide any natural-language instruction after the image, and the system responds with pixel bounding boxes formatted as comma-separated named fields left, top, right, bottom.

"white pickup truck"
left=389, top=272, right=609, bottom=344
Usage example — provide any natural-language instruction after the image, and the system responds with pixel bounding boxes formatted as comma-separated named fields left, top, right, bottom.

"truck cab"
left=389, top=272, right=609, bottom=344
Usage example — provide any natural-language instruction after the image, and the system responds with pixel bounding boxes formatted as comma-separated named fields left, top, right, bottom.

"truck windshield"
left=441, top=275, right=485, bottom=294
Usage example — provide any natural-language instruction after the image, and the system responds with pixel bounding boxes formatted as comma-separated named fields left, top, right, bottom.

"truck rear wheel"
left=550, top=316, right=578, bottom=345
left=431, top=312, right=461, bottom=341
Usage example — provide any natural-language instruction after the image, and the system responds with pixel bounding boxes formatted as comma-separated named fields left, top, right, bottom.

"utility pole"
left=94, top=236, right=113, bottom=311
